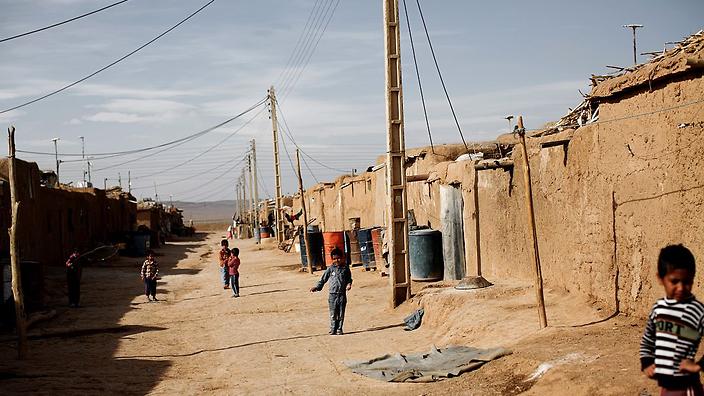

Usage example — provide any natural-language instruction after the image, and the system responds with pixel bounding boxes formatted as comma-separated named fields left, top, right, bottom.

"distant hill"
left=174, top=200, right=236, bottom=224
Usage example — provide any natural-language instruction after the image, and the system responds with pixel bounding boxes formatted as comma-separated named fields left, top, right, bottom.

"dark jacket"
left=313, top=264, right=352, bottom=294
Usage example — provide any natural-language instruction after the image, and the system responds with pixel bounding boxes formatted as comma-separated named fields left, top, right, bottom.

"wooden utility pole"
left=247, top=155, right=256, bottom=236
left=236, top=182, right=241, bottom=222
left=472, top=168, right=482, bottom=277
left=516, top=116, right=548, bottom=329
left=296, top=149, right=314, bottom=274
left=384, top=0, right=411, bottom=307
left=268, top=87, right=284, bottom=243
left=241, top=171, right=249, bottom=231
left=251, top=139, right=261, bottom=243
left=8, top=126, right=27, bottom=359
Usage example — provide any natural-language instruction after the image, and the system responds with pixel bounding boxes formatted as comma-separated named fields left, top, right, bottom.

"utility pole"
left=154, top=181, right=159, bottom=203
left=516, top=116, right=548, bottom=329
left=268, top=87, right=284, bottom=243
left=241, top=171, right=248, bottom=234
left=118, top=172, right=122, bottom=188
left=247, top=155, right=255, bottom=228
left=623, top=24, right=643, bottom=65
left=384, top=0, right=411, bottom=307
left=87, top=158, right=92, bottom=185
left=251, top=139, right=261, bottom=243
left=236, top=182, right=241, bottom=222
left=8, top=126, right=28, bottom=359
left=104, top=178, right=107, bottom=190
left=51, top=137, right=60, bottom=184
left=79, top=136, right=86, bottom=185
left=296, top=149, right=314, bottom=274
left=128, top=170, right=131, bottom=194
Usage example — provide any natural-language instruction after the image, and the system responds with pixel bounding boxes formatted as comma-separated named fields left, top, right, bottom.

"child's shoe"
left=336, top=329, right=344, bottom=335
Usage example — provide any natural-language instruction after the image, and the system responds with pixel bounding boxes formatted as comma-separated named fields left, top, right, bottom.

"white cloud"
left=67, top=118, right=83, bottom=125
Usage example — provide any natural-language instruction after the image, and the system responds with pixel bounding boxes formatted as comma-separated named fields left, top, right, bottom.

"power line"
left=0, top=0, right=130, bottom=44
left=92, top=99, right=265, bottom=172
left=280, top=0, right=342, bottom=99
left=401, top=0, right=434, bottom=153
left=274, top=0, right=327, bottom=89
left=0, top=0, right=216, bottom=115
left=414, top=0, right=468, bottom=151
left=19, top=97, right=265, bottom=159
left=132, top=107, right=265, bottom=180
left=133, top=150, right=248, bottom=192
left=173, top=156, right=248, bottom=201
left=275, top=100, right=349, bottom=173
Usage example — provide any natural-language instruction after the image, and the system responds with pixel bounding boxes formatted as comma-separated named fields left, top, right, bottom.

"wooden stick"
left=516, top=117, right=548, bottom=329
left=296, top=150, right=314, bottom=275
left=473, top=168, right=482, bottom=277
left=8, top=126, right=28, bottom=359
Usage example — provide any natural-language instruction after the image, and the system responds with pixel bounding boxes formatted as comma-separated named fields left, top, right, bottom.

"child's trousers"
left=144, top=278, right=157, bottom=297
left=221, top=266, right=230, bottom=286
left=230, top=274, right=240, bottom=296
left=328, top=292, right=347, bottom=332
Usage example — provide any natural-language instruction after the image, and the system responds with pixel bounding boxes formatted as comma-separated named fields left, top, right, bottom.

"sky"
left=0, top=0, right=702, bottom=202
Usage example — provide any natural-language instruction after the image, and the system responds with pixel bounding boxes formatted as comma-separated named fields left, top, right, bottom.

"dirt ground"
left=0, top=232, right=663, bottom=395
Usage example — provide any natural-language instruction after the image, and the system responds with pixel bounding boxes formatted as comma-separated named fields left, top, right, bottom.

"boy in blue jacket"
left=310, top=248, right=352, bottom=335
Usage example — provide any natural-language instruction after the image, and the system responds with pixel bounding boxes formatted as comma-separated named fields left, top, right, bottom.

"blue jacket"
left=313, top=264, right=352, bottom=294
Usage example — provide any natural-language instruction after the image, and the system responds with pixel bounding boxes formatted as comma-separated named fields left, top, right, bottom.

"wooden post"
left=251, top=139, right=261, bottom=243
left=8, top=126, right=28, bottom=359
left=268, top=87, right=285, bottom=244
left=472, top=168, right=482, bottom=277
left=516, top=116, right=548, bottom=329
left=384, top=0, right=411, bottom=307
left=296, top=150, right=314, bottom=274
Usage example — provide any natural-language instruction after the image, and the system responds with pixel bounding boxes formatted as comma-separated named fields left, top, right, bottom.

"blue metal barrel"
left=409, top=229, right=443, bottom=281
left=357, top=228, right=376, bottom=270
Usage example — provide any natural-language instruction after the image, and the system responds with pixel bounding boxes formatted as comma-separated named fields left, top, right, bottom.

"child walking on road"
left=219, top=239, right=231, bottom=289
left=310, top=248, right=352, bottom=335
left=141, top=251, right=159, bottom=302
left=641, top=244, right=704, bottom=395
left=227, top=248, right=241, bottom=297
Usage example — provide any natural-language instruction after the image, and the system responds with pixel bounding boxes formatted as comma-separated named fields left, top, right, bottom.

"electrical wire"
left=132, top=107, right=265, bottom=180
left=277, top=0, right=334, bottom=95
left=0, top=0, right=216, bottom=115
left=401, top=0, right=434, bottom=153
left=134, top=150, right=248, bottom=192
left=280, top=0, right=342, bottom=99
left=19, top=97, right=265, bottom=159
left=414, top=0, right=468, bottom=151
left=175, top=157, right=248, bottom=201
left=0, top=0, right=130, bottom=44
left=92, top=99, right=265, bottom=171
left=275, top=99, right=349, bottom=173
left=274, top=0, right=327, bottom=89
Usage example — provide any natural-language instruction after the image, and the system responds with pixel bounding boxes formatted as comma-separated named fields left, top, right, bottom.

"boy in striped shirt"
left=641, top=244, right=704, bottom=395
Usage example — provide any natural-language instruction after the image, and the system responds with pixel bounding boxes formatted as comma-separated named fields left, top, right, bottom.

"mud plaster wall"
left=291, top=76, right=702, bottom=318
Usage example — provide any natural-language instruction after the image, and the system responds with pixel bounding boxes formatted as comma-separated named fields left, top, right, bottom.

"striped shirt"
left=640, top=296, right=704, bottom=388
left=141, top=259, right=159, bottom=280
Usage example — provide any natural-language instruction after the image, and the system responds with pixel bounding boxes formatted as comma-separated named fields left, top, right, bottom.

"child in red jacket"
left=227, top=247, right=241, bottom=297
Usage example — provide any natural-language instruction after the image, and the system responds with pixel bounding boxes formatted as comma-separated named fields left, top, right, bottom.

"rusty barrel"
left=322, top=231, right=346, bottom=267
left=346, top=230, right=363, bottom=266
left=259, top=226, right=272, bottom=239
left=371, top=227, right=384, bottom=268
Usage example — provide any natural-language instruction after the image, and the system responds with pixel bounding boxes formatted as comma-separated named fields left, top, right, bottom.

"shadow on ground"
left=0, top=233, right=208, bottom=395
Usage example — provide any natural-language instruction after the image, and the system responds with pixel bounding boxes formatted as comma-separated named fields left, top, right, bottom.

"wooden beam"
left=474, top=158, right=514, bottom=170
left=406, top=174, right=429, bottom=183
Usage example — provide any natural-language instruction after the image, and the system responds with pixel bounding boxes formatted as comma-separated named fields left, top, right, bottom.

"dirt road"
left=1, top=232, right=662, bottom=394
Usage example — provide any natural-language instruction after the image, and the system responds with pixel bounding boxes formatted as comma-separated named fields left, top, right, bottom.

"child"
left=227, top=247, right=241, bottom=297
left=310, top=248, right=352, bottom=335
left=641, top=244, right=704, bottom=395
left=140, top=250, right=159, bottom=302
left=65, top=249, right=82, bottom=308
left=219, top=239, right=231, bottom=289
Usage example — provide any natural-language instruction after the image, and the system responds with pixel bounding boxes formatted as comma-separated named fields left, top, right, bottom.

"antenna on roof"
left=623, top=24, right=644, bottom=65
left=505, top=115, right=515, bottom=132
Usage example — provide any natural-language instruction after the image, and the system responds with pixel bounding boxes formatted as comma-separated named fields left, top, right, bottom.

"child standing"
left=219, top=239, right=231, bottom=289
left=310, top=248, right=352, bottom=335
left=65, top=249, right=82, bottom=308
left=227, top=247, right=241, bottom=297
left=141, top=251, right=159, bottom=302
left=641, top=244, right=704, bottom=395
